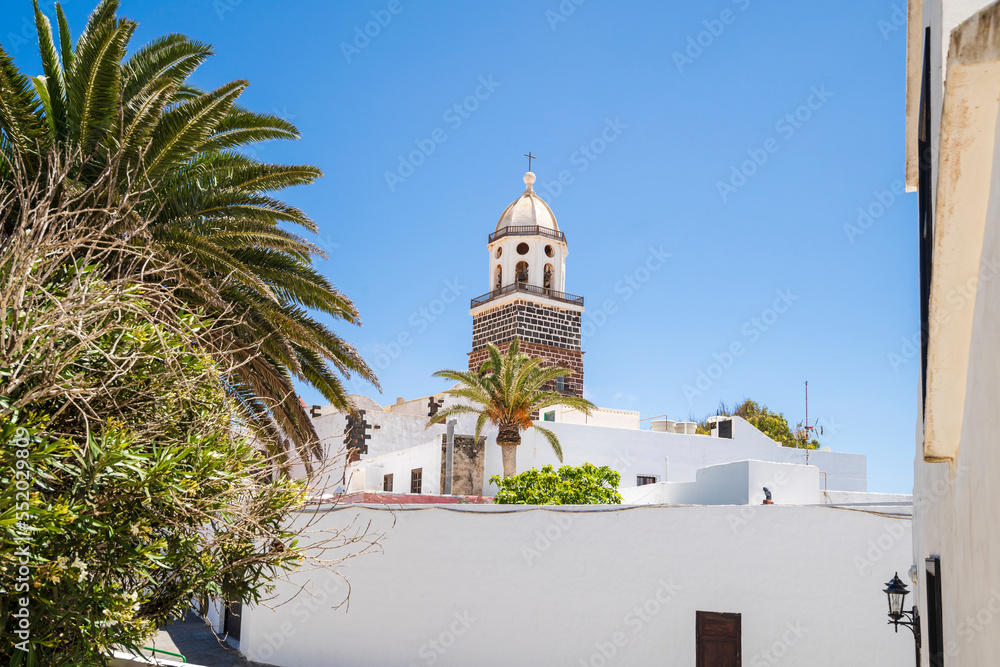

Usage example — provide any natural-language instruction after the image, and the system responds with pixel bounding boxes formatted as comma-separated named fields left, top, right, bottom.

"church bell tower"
left=468, top=170, right=584, bottom=397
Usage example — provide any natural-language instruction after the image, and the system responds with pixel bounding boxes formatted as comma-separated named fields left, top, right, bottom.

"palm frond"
left=199, top=108, right=300, bottom=152
left=66, top=13, right=133, bottom=155
left=142, top=80, right=247, bottom=178
left=0, top=46, right=47, bottom=161
left=531, top=424, right=564, bottom=462
left=55, top=4, right=74, bottom=72
left=122, top=34, right=211, bottom=103
left=153, top=225, right=277, bottom=301
left=4, top=0, right=377, bottom=464
left=74, top=0, right=119, bottom=53
left=426, top=404, right=481, bottom=428
left=33, top=2, right=68, bottom=140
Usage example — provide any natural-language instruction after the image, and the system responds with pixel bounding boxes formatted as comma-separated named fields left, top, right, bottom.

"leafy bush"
left=490, top=463, right=623, bottom=505
left=0, top=164, right=314, bottom=665
left=0, top=294, right=307, bottom=665
left=697, top=399, right=819, bottom=449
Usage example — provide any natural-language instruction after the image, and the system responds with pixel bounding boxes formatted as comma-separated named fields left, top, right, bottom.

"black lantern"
left=883, top=572, right=920, bottom=665
left=884, top=572, right=909, bottom=620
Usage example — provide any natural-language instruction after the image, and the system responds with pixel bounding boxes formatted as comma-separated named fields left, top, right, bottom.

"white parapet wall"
left=620, top=460, right=822, bottom=506
left=239, top=504, right=913, bottom=666
left=546, top=404, right=641, bottom=429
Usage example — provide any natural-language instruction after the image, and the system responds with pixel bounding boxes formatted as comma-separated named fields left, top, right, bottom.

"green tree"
left=0, top=0, right=377, bottom=464
left=697, top=399, right=819, bottom=449
left=0, top=273, right=306, bottom=665
left=428, top=339, right=596, bottom=477
left=0, top=157, right=373, bottom=666
left=490, top=463, right=622, bottom=505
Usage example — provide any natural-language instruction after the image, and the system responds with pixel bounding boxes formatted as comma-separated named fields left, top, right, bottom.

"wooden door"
left=696, top=611, right=741, bottom=667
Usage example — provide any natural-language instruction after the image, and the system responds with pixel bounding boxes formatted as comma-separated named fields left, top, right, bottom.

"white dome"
left=347, top=394, right=385, bottom=412
left=495, top=172, right=559, bottom=232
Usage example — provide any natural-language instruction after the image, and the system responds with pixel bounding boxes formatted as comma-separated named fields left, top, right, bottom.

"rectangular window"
left=555, top=376, right=566, bottom=394
left=543, top=410, right=556, bottom=422
left=383, top=474, right=393, bottom=492
left=637, top=475, right=658, bottom=486
left=696, top=611, right=741, bottom=667
left=926, top=557, right=943, bottom=667
left=410, top=468, right=422, bottom=494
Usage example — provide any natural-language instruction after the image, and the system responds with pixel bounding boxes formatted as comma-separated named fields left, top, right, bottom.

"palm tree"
left=0, top=1, right=377, bottom=467
left=428, top=339, right=596, bottom=478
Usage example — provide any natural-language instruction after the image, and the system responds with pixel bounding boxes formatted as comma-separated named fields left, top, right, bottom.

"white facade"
left=546, top=403, right=641, bottom=429
left=621, top=459, right=911, bottom=512
left=906, top=1, right=1000, bottom=664
left=239, top=504, right=913, bottom=667
left=329, top=404, right=870, bottom=498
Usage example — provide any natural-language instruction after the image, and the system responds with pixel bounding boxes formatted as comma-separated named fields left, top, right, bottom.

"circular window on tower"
left=544, top=245, right=553, bottom=257
left=495, top=246, right=502, bottom=258
left=516, top=242, right=529, bottom=255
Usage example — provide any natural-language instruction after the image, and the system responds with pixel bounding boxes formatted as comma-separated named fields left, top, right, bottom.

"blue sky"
left=4, top=0, right=917, bottom=493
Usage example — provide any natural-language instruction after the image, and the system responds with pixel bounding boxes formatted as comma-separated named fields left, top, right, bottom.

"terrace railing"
left=488, top=225, right=565, bottom=244
left=470, top=282, right=584, bottom=308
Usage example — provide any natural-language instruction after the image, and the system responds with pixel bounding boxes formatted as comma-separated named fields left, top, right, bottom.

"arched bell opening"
left=515, top=261, right=529, bottom=285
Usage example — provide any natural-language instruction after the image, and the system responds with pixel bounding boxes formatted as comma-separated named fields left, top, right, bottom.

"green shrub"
left=490, top=463, right=622, bottom=505
left=0, top=306, right=307, bottom=666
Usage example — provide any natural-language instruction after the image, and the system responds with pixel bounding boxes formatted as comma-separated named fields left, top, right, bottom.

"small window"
left=637, top=475, right=658, bottom=486
left=555, top=376, right=566, bottom=394
left=495, top=265, right=502, bottom=289
left=383, top=474, right=393, bottom=492
left=516, top=242, right=529, bottom=255
left=926, top=558, right=943, bottom=666
left=544, top=244, right=554, bottom=257
left=543, top=411, right=556, bottom=422
left=543, top=264, right=553, bottom=289
left=495, top=246, right=502, bottom=258
left=410, top=468, right=422, bottom=494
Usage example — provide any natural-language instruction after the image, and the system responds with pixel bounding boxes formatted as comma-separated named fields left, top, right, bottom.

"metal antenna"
left=805, top=380, right=809, bottom=465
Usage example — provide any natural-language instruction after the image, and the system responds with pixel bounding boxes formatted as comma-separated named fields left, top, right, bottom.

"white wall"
left=348, top=440, right=442, bottom=494
left=549, top=404, right=640, bottom=429
left=308, top=396, right=482, bottom=493
left=311, top=400, right=867, bottom=498
left=240, top=504, right=913, bottom=667
left=911, top=2, right=1000, bottom=664
left=204, top=597, right=224, bottom=634
left=503, top=420, right=866, bottom=494
left=487, top=228, right=568, bottom=294
left=384, top=394, right=446, bottom=417
left=621, top=460, right=822, bottom=506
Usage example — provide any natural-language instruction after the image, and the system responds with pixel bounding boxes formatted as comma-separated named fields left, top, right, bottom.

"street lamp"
left=884, top=572, right=920, bottom=665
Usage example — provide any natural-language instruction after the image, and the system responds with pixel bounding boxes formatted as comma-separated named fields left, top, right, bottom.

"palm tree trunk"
left=497, top=423, right=521, bottom=478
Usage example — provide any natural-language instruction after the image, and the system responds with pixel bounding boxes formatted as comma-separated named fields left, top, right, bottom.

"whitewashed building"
left=317, top=394, right=879, bottom=502
left=237, top=500, right=913, bottom=667
left=905, top=0, right=1000, bottom=664
left=304, top=171, right=881, bottom=502
left=225, top=169, right=916, bottom=666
